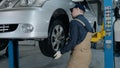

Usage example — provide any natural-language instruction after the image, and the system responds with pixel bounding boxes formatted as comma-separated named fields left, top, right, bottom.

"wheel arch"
left=48, top=8, right=70, bottom=36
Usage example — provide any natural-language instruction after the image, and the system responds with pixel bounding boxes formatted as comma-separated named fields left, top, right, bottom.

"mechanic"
left=54, top=4, right=93, bottom=68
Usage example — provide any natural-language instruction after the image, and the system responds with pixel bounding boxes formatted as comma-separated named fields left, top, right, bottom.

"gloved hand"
left=54, top=51, right=62, bottom=59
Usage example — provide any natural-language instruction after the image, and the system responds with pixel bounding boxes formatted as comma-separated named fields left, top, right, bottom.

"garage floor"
left=0, top=44, right=120, bottom=68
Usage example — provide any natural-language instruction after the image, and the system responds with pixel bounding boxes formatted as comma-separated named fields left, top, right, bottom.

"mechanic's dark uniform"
left=60, top=15, right=93, bottom=68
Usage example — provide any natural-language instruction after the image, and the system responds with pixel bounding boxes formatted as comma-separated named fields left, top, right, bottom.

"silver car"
left=0, top=0, right=75, bottom=57
left=0, top=0, right=96, bottom=57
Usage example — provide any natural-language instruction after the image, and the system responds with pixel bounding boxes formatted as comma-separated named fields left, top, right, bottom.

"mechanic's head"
left=70, top=4, right=85, bottom=18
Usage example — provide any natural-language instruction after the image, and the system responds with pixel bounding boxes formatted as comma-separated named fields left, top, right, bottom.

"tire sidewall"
left=48, top=19, right=66, bottom=54
left=0, top=39, right=8, bottom=51
left=39, top=19, right=67, bottom=57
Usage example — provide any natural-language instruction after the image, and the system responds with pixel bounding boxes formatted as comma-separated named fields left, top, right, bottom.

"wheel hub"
left=51, top=25, right=65, bottom=51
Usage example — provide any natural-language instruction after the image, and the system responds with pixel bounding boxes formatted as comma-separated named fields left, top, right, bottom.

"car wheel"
left=39, top=19, right=67, bottom=57
left=5, top=46, right=8, bottom=57
left=0, top=39, right=8, bottom=51
left=114, top=42, right=120, bottom=53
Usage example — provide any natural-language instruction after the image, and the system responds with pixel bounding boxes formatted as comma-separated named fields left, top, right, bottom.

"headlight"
left=115, top=0, right=118, bottom=2
left=21, top=24, right=34, bottom=33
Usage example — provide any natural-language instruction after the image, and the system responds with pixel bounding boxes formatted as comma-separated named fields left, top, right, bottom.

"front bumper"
left=0, top=7, right=48, bottom=39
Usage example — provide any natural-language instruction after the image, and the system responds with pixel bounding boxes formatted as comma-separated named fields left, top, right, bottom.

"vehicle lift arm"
left=91, top=23, right=106, bottom=43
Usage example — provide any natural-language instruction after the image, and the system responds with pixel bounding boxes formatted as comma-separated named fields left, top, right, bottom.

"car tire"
left=114, top=42, right=120, bottom=53
left=39, top=19, right=67, bottom=57
left=0, top=39, right=8, bottom=51
left=5, top=46, right=8, bottom=57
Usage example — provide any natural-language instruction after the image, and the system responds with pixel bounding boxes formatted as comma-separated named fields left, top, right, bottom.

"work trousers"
left=67, top=32, right=92, bottom=68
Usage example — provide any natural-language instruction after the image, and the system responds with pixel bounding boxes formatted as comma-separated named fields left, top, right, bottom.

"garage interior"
left=0, top=0, right=120, bottom=68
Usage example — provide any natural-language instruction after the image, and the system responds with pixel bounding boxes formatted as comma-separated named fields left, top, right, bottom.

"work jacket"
left=60, top=15, right=93, bottom=54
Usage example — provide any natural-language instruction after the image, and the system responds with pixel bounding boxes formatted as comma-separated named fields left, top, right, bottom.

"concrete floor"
left=0, top=45, right=120, bottom=68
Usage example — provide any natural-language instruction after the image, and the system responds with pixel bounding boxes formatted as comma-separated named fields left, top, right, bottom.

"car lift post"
left=104, top=0, right=115, bottom=68
left=8, top=40, right=19, bottom=68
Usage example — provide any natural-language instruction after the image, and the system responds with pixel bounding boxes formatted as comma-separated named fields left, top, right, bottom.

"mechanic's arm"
left=60, top=21, right=78, bottom=54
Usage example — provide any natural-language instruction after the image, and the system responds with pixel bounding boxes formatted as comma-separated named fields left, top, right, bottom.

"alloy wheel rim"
left=51, top=25, right=65, bottom=51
